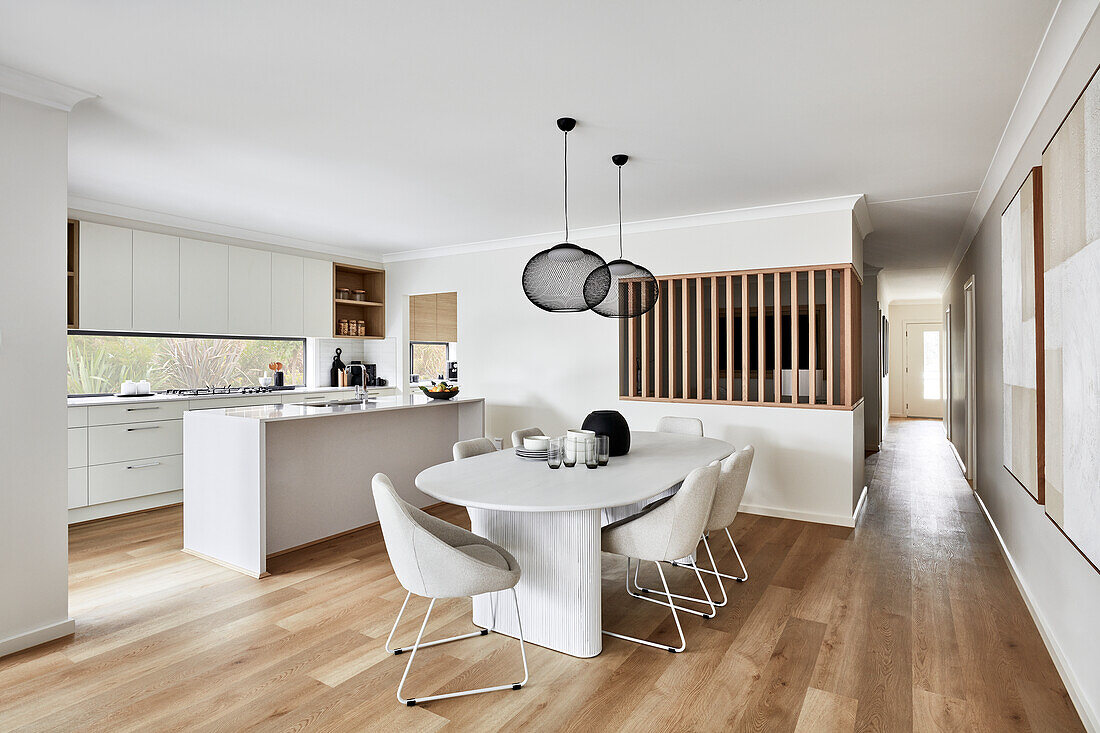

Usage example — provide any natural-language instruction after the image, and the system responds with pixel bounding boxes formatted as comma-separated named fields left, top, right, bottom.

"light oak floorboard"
left=0, top=420, right=1082, bottom=731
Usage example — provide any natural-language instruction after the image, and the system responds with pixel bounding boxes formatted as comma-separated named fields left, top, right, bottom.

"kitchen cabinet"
left=303, top=257, right=333, bottom=336
left=228, top=246, right=272, bottom=335
left=132, top=231, right=180, bottom=332
left=180, top=238, right=229, bottom=333
left=89, top=455, right=184, bottom=505
left=79, top=222, right=133, bottom=330
left=89, top=420, right=184, bottom=465
left=68, top=468, right=88, bottom=509
left=270, top=253, right=304, bottom=337
left=410, top=292, right=457, bottom=342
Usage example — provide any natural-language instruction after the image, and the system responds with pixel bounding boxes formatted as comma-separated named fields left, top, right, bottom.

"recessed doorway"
left=904, top=322, right=944, bottom=419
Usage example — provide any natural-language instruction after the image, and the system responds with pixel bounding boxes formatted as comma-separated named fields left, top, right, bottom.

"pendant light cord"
left=563, top=130, right=569, bottom=241
left=618, top=165, right=623, bottom=259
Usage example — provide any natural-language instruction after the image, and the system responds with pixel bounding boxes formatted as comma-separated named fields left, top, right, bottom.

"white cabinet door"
left=68, top=468, right=89, bottom=509
left=270, top=253, right=304, bottom=336
left=132, top=231, right=180, bottom=332
left=228, top=246, right=272, bottom=335
left=80, top=222, right=133, bottom=330
left=180, top=238, right=229, bottom=333
left=303, top=258, right=333, bottom=336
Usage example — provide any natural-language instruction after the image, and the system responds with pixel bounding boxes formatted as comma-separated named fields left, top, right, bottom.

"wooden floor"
left=0, top=419, right=1083, bottom=731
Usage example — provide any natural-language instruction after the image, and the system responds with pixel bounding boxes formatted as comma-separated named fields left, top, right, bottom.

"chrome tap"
left=345, top=364, right=367, bottom=400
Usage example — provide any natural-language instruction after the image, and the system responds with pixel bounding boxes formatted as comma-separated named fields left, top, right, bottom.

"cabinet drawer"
left=88, top=401, right=187, bottom=426
left=89, top=420, right=183, bottom=465
left=284, top=392, right=331, bottom=404
left=68, top=427, right=88, bottom=468
left=88, top=455, right=183, bottom=505
left=68, top=407, right=88, bottom=428
left=68, top=468, right=88, bottom=509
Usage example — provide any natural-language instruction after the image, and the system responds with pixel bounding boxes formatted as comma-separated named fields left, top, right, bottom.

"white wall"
left=887, top=300, right=943, bottom=416
left=941, top=3, right=1100, bottom=725
left=385, top=207, right=866, bottom=526
left=0, top=93, right=74, bottom=656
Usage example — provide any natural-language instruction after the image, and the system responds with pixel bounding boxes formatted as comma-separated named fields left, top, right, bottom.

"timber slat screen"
left=620, top=264, right=863, bottom=409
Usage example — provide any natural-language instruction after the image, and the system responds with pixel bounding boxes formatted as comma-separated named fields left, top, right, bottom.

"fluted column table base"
left=468, top=507, right=602, bottom=658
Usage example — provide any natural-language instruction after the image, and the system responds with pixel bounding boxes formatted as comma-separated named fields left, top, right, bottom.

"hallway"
left=0, top=419, right=1084, bottom=731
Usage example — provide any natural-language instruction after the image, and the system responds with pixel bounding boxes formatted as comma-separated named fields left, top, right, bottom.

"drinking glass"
left=596, top=435, right=610, bottom=466
left=563, top=437, right=577, bottom=467
left=585, top=437, right=599, bottom=469
left=547, top=438, right=563, bottom=469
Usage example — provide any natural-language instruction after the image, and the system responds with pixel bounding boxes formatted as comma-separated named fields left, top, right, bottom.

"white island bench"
left=183, top=395, right=484, bottom=577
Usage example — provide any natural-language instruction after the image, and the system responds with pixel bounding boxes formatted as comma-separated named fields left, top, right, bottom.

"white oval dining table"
left=415, top=431, right=734, bottom=658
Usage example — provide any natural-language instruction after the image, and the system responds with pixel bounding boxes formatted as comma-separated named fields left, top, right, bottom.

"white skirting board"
left=0, top=618, right=75, bottom=659
left=972, top=490, right=1098, bottom=731
left=68, top=491, right=182, bottom=525
left=740, top=486, right=867, bottom=529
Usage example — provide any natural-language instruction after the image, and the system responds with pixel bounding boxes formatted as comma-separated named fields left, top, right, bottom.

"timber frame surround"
left=619, top=263, right=863, bottom=410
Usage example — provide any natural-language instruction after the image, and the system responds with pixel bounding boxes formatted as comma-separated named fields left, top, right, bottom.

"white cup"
left=259, top=376, right=274, bottom=387
left=137, top=380, right=151, bottom=394
left=121, top=380, right=138, bottom=395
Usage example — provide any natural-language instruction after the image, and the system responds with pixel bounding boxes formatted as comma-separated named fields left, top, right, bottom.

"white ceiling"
left=0, top=1, right=1057, bottom=297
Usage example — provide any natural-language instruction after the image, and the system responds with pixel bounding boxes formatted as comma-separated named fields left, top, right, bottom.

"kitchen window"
left=67, top=332, right=305, bottom=395
left=409, top=342, right=449, bottom=383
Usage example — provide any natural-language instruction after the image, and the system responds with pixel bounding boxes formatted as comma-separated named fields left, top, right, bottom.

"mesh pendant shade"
left=583, top=258, right=659, bottom=318
left=523, top=243, right=610, bottom=312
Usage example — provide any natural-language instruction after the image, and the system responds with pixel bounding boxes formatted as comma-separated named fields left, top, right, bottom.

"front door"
left=905, top=322, right=944, bottom=418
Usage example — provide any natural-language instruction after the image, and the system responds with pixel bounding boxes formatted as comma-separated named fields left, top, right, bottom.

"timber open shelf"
left=332, top=262, right=385, bottom=338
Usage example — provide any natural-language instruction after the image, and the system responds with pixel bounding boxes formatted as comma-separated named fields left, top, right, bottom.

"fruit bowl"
left=420, top=384, right=460, bottom=400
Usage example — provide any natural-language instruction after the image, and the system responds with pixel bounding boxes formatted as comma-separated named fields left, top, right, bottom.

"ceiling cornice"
left=940, top=0, right=1100, bottom=292
left=0, top=64, right=96, bottom=111
left=383, top=194, right=869, bottom=263
left=68, top=196, right=383, bottom=267
left=852, top=194, right=874, bottom=240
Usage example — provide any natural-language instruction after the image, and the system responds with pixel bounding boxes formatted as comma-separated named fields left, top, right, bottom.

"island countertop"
left=202, top=394, right=484, bottom=423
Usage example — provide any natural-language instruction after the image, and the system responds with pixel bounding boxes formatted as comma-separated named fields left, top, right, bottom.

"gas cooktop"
left=163, top=385, right=296, bottom=397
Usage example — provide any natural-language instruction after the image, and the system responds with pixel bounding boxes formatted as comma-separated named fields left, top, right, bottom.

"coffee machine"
left=446, top=361, right=458, bottom=381
left=364, top=363, right=378, bottom=386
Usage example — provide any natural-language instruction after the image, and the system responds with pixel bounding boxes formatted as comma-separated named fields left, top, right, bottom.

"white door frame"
left=903, top=321, right=944, bottom=418
left=964, top=276, right=976, bottom=484
left=944, top=304, right=952, bottom=440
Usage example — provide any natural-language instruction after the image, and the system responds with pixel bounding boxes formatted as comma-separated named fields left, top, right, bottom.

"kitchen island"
left=183, top=395, right=484, bottom=576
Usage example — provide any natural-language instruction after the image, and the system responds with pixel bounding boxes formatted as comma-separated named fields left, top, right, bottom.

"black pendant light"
left=522, top=118, right=610, bottom=312
left=583, top=154, right=659, bottom=318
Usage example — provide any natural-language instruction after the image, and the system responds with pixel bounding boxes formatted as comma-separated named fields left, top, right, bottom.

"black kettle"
left=330, top=348, right=346, bottom=387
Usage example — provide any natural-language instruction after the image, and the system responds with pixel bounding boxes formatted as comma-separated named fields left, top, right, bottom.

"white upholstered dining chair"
left=453, top=437, right=497, bottom=460
left=373, top=473, right=529, bottom=706
left=601, top=463, right=719, bottom=652
left=656, top=416, right=704, bottom=436
left=510, top=427, right=544, bottom=448
left=632, top=445, right=754, bottom=611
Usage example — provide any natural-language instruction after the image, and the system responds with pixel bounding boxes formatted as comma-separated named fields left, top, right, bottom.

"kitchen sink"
left=293, top=398, right=373, bottom=408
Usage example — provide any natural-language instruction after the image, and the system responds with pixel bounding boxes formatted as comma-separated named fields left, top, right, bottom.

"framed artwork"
left=1041, top=66, right=1100, bottom=573
left=1000, top=167, right=1044, bottom=502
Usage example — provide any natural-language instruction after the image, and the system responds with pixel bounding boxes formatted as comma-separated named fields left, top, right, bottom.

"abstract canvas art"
left=1042, top=69, right=1100, bottom=572
left=1001, top=168, right=1043, bottom=502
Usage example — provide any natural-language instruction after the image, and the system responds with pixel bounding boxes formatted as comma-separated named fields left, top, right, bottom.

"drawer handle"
left=126, top=461, right=161, bottom=470
left=126, top=406, right=161, bottom=412
left=126, top=425, right=161, bottom=432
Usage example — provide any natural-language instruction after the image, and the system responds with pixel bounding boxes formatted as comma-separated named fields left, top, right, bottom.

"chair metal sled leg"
left=628, top=554, right=721, bottom=617
left=386, top=591, right=493, bottom=654
left=392, top=588, right=529, bottom=706
left=672, top=527, right=748, bottom=583
left=604, top=558, right=690, bottom=652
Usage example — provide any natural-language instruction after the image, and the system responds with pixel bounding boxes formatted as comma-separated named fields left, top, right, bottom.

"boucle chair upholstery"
left=706, top=445, right=754, bottom=533
left=656, top=416, right=704, bottom=437
left=373, top=474, right=520, bottom=598
left=372, top=473, right=528, bottom=705
left=601, top=463, right=719, bottom=652
left=453, top=437, right=497, bottom=460
left=510, top=427, right=544, bottom=449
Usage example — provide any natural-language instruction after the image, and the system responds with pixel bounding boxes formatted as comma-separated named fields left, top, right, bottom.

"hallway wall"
left=943, top=4, right=1100, bottom=725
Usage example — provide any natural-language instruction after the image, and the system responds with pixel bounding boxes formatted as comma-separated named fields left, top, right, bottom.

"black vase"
left=581, top=410, right=630, bottom=456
